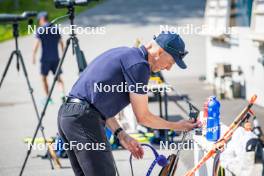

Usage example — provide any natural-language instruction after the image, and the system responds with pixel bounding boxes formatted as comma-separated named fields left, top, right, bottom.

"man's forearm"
left=33, top=47, right=37, bottom=56
left=105, top=112, right=179, bottom=133
left=60, top=40, right=64, bottom=52
left=33, top=40, right=40, bottom=58
left=139, top=111, right=178, bottom=130
left=106, top=117, right=129, bottom=140
left=105, top=117, right=122, bottom=133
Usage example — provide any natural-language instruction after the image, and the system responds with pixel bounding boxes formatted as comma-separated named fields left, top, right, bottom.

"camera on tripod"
left=0, top=11, right=37, bottom=23
left=50, top=0, right=89, bottom=73
left=54, top=0, right=90, bottom=8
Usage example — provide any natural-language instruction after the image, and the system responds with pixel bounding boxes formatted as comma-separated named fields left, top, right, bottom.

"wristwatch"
left=114, top=127, right=123, bottom=137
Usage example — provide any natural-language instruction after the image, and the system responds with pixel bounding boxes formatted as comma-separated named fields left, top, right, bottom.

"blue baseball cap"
left=37, top=11, right=48, bottom=21
left=154, top=31, right=188, bottom=69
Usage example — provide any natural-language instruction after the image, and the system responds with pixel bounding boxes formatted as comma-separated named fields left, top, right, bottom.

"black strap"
left=114, top=128, right=123, bottom=137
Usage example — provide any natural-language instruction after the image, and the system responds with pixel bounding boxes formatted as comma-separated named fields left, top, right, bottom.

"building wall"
left=206, top=27, right=264, bottom=106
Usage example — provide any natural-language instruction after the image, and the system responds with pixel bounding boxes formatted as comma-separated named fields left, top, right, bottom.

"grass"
left=0, top=0, right=103, bottom=42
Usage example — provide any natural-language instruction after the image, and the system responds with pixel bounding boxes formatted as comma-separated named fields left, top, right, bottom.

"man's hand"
left=118, top=131, right=144, bottom=159
left=175, top=119, right=201, bottom=131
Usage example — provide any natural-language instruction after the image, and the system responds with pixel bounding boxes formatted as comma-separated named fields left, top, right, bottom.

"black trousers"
left=57, top=102, right=116, bottom=176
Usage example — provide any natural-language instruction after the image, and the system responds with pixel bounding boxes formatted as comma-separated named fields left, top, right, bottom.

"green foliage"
left=0, top=0, right=103, bottom=42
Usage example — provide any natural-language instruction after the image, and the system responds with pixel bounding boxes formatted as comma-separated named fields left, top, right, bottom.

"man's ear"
left=157, top=47, right=164, bottom=56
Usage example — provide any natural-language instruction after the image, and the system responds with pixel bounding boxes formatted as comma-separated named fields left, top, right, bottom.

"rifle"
left=159, top=99, right=200, bottom=176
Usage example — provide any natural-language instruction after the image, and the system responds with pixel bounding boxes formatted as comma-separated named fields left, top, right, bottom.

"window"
left=230, top=0, right=253, bottom=27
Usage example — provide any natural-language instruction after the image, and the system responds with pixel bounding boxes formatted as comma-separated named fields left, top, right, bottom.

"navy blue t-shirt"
left=36, top=23, right=61, bottom=63
left=69, top=46, right=151, bottom=119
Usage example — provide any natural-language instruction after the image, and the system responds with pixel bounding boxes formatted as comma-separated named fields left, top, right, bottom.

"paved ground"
left=0, top=0, right=263, bottom=176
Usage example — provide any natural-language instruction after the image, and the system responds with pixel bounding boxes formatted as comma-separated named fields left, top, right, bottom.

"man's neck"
left=144, top=44, right=155, bottom=64
left=40, top=21, right=49, bottom=26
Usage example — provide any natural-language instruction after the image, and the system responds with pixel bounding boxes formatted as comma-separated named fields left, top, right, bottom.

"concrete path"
left=1, top=0, right=263, bottom=176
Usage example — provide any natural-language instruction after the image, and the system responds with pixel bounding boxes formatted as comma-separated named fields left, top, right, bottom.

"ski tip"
left=249, top=94, right=257, bottom=104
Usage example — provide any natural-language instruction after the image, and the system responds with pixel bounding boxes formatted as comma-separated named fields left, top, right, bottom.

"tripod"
left=0, top=22, right=54, bottom=169
left=19, top=6, right=87, bottom=176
